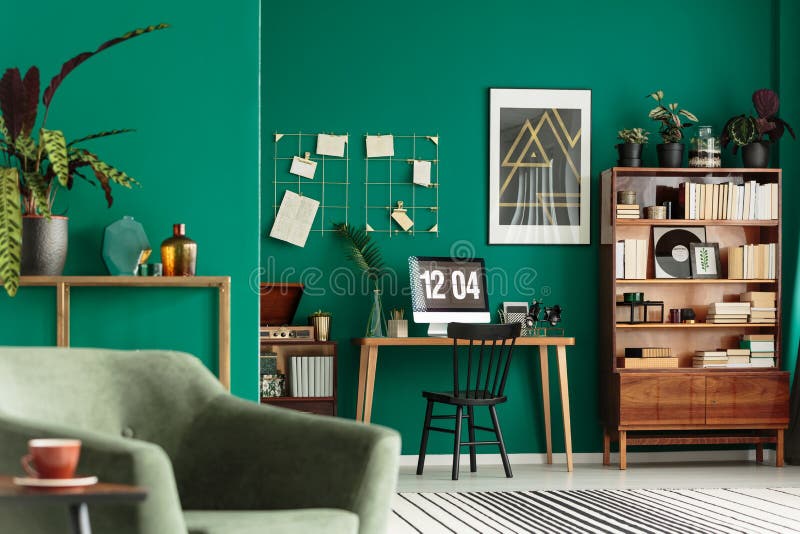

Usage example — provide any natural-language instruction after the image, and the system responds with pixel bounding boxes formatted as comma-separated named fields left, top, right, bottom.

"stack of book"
left=679, top=181, right=778, bottom=220
left=616, top=204, right=640, bottom=219
left=740, top=291, right=777, bottom=324
left=288, top=356, right=334, bottom=397
left=727, top=243, right=776, bottom=279
left=620, top=347, right=678, bottom=368
left=726, top=348, right=751, bottom=367
left=740, top=335, right=775, bottom=367
left=706, top=302, right=751, bottom=324
left=693, top=350, right=728, bottom=368
left=615, top=239, right=648, bottom=279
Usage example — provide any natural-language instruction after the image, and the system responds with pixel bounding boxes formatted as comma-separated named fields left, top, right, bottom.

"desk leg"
left=356, top=346, right=369, bottom=422
left=218, top=281, right=231, bottom=391
left=556, top=345, right=573, bottom=472
left=363, top=346, right=378, bottom=424
left=56, top=282, right=70, bottom=347
left=69, top=502, right=92, bottom=534
left=538, top=346, right=552, bottom=465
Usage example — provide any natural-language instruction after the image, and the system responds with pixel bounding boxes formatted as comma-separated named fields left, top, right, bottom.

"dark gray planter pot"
left=656, top=143, right=684, bottom=168
left=741, top=141, right=770, bottom=168
left=20, top=216, right=68, bottom=276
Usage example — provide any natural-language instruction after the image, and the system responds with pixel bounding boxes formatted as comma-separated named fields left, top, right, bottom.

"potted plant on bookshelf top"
left=647, top=90, right=698, bottom=168
left=0, top=24, right=168, bottom=297
left=616, top=128, right=649, bottom=167
left=721, top=89, right=795, bottom=168
left=308, top=309, right=332, bottom=341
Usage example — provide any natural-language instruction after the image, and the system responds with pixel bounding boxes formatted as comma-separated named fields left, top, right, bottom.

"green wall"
left=263, top=0, right=797, bottom=454
left=0, top=1, right=261, bottom=400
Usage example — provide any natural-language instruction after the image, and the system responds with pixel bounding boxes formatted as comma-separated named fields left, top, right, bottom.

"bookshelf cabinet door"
left=706, top=374, right=789, bottom=425
left=619, top=375, right=706, bottom=426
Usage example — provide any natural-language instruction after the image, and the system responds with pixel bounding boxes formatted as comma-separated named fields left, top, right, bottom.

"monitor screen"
left=409, top=256, right=489, bottom=313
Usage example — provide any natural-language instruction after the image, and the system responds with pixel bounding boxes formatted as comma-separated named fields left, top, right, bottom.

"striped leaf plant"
left=0, top=24, right=168, bottom=296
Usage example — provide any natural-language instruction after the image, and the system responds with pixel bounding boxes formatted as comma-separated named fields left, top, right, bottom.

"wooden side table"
left=0, top=476, right=147, bottom=534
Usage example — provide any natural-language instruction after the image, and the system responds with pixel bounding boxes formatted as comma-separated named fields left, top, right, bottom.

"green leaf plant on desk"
left=333, top=222, right=388, bottom=337
left=0, top=23, right=169, bottom=297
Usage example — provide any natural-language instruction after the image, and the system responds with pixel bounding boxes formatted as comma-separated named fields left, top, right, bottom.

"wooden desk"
left=20, top=276, right=231, bottom=390
left=352, top=336, right=577, bottom=471
left=0, top=475, right=147, bottom=534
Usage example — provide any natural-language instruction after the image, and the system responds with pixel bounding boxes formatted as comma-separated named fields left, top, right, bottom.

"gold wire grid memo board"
left=273, top=132, right=350, bottom=234
left=364, top=133, right=439, bottom=237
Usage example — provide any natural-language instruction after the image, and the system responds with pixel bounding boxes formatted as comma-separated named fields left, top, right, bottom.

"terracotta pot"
left=20, top=215, right=68, bottom=276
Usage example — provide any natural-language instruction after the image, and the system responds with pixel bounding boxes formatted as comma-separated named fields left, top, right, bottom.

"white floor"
left=398, top=455, right=800, bottom=493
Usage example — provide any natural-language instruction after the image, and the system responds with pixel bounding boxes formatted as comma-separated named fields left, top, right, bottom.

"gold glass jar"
left=161, top=223, right=197, bottom=276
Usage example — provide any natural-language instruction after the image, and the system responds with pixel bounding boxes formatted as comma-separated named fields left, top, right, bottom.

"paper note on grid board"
left=270, top=190, right=319, bottom=247
left=316, top=134, right=348, bottom=157
left=289, top=156, right=317, bottom=179
left=412, top=160, right=431, bottom=186
left=366, top=135, right=394, bottom=157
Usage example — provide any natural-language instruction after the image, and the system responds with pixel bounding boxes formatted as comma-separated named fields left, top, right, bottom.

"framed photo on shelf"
left=689, top=242, right=721, bottom=279
left=653, top=226, right=707, bottom=279
left=489, top=88, right=591, bottom=245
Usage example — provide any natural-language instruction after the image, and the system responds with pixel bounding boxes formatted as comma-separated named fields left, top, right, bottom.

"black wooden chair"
left=416, top=322, right=521, bottom=480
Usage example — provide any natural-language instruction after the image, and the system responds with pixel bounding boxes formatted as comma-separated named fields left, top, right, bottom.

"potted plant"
left=721, top=89, right=795, bottom=168
left=308, top=309, right=332, bottom=341
left=333, top=222, right=388, bottom=337
left=647, top=90, right=698, bottom=168
left=616, top=128, right=649, bottom=167
left=0, top=24, right=168, bottom=297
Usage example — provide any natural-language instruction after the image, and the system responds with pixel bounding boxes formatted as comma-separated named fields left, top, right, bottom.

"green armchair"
left=0, top=347, right=400, bottom=534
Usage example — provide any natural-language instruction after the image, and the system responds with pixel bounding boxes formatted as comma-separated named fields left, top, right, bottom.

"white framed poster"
left=489, top=88, right=591, bottom=244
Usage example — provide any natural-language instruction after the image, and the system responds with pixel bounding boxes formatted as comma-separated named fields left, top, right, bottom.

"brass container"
left=161, top=224, right=197, bottom=276
left=646, top=205, right=667, bottom=219
left=310, top=315, right=331, bottom=341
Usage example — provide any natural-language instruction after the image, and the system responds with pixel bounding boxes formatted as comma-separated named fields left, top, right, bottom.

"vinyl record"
left=654, top=228, right=703, bottom=278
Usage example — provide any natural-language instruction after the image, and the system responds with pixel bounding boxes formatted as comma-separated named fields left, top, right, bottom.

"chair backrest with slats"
left=446, top=322, right=521, bottom=399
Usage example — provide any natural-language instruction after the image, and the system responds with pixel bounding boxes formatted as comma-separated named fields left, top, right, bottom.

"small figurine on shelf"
left=161, top=224, right=197, bottom=276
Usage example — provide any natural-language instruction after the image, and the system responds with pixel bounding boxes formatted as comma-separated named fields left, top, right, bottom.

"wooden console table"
left=352, top=336, right=577, bottom=471
left=19, top=276, right=231, bottom=390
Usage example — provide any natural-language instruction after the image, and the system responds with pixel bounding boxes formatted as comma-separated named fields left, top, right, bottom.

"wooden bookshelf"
left=599, top=167, right=788, bottom=469
left=260, top=340, right=337, bottom=416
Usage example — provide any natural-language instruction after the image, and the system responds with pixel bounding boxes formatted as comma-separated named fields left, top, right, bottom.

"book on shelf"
left=616, top=204, right=640, bottom=219
left=742, top=334, right=775, bottom=341
left=681, top=180, right=777, bottom=221
left=617, top=239, right=647, bottom=279
left=619, top=357, right=679, bottom=369
left=740, top=340, right=775, bottom=351
left=695, top=350, right=728, bottom=358
left=289, top=355, right=334, bottom=397
left=727, top=243, right=775, bottom=279
left=726, top=348, right=751, bottom=356
left=749, top=357, right=776, bottom=368
left=624, top=347, right=672, bottom=358
left=727, top=355, right=751, bottom=365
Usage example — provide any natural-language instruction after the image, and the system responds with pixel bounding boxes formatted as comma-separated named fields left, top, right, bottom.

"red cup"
left=21, top=439, right=81, bottom=479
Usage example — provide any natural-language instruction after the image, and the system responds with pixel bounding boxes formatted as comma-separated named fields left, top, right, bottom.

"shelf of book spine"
left=259, top=341, right=337, bottom=416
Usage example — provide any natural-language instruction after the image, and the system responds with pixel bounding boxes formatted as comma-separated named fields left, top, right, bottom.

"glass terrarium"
left=689, top=125, right=721, bottom=168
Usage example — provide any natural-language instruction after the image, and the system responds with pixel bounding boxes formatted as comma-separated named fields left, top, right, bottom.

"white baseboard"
left=400, top=449, right=775, bottom=467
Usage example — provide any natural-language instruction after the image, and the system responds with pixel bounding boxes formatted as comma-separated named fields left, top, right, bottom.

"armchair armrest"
left=0, top=413, right=186, bottom=534
left=174, top=396, right=400, bottom=534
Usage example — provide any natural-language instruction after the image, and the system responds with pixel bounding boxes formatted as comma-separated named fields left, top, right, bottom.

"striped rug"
left=391, top=488, right=800, bottom=533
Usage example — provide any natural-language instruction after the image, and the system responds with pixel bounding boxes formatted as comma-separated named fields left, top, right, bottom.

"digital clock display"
left=409, top=257, right=489, bottom=312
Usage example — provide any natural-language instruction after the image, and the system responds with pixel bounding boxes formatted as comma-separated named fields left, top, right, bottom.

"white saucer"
left=13, top=476, right=98, bottom=488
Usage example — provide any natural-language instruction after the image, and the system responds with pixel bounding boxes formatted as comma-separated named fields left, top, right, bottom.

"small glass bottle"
left=689, top=126, right=721, bottom=168
left=161, top=223, right=197, bottom=276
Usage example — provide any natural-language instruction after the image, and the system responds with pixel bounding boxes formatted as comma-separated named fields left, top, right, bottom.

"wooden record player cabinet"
left=599, top=167, right=789, bottom=469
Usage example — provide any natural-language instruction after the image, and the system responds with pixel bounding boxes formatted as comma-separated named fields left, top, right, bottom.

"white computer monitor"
left=408, top=256, right=491, bottom=337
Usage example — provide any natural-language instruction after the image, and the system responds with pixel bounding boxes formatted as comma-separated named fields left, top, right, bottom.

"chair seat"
left=422, top=389, right=507, bottom=406
left=185, top=509, right=359, bottom=534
